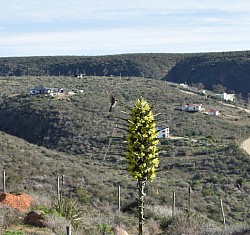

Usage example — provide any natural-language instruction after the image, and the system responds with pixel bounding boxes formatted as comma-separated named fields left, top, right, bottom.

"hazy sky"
left=1, top=0, right=250, bottom=57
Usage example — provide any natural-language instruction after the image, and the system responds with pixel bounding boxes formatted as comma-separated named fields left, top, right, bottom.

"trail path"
left=217, top=101, right=250, bottom=113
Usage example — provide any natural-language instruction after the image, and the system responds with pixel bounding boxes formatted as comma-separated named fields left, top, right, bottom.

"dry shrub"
left=46, top=213, right=69, bottom=234
left=160, top=212, right=209, bottom=235
left=145, top=205, right=175, bottom=218
left=160, top=212, right=250, bottom=235
left=30, top=192, right=54, bottom=209
left=147, top=218, right=161, bottom=235
left=201, top=223, right=250, bottom=235
left=0, top=204, right=24, bottom=229
left=45, top=213, right=87, bottom=235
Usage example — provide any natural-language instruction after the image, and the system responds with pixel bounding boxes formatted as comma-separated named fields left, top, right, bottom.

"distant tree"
left=236, top=93, right=243, bottom=101
left=103, top=68, right=108, bottom=76
left=227, top=89, right=235, bottom=94
left=212, top=84, right=227, bottom=94
left=248, top=93, right=250, bottom=106
left=192, top=82, right=204, bottom=90
left=126, top=97, right=159, bottom=235
left=196, top=82, right=204, bottom=90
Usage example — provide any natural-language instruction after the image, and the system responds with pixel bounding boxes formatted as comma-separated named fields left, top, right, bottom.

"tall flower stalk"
left=126, top=97, right=159, bottom=235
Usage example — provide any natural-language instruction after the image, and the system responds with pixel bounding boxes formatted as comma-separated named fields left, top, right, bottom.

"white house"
left=181, top=104, right=204, bottom=112
left=29, top=86, right=64, bottom=96
left=197, top=89, right=206, bottom=95
left=222, top=93, right=235, bottom=102
left=212, top=93, right=235, bottom=102
left=157, top=127, right=170, bottom=139
left=179, top=83, right=189, bottom=89
left=75, top=74, right=85, bottom=78
left=207, top=109, right=220, bottom=116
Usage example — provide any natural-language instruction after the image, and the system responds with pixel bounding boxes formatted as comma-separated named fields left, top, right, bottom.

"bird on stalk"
left=109, top=92, right=118, bottom=112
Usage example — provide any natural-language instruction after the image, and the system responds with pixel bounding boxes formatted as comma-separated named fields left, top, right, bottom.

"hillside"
left=1, top=51, right=250, bottom=99
left=0, top=76, right=249, bottom=156
left=0, top=75, right=249, bottom=234
left=164, top=51, right=250, bottom=98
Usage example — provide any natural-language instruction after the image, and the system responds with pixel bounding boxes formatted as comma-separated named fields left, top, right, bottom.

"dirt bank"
left=0, top=193, right=33, bottom=212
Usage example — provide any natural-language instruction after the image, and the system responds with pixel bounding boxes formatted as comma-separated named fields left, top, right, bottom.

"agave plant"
left=53, top=197, right=84, bottom=229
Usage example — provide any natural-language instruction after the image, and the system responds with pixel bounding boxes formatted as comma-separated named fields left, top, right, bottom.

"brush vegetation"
left=0, top=75, right=249, bottom=234
left=1, top=51, right=250, bottom=98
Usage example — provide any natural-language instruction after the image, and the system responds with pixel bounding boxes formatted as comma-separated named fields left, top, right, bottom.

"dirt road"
left=242, top=138, right=250, bottom=155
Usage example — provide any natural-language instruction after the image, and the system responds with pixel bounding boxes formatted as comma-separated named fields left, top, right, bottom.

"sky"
left=1, top=0, right=250, bottom=57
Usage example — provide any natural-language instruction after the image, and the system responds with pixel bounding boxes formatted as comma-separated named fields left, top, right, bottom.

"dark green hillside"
left=164, top=51, right=250, bottom=98
left=1, top=51, right=250, bottom=98
left=0, top=53, right=180, bottom=78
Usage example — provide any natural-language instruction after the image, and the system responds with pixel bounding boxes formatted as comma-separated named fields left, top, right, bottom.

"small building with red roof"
left=181, top=103, right=204, bottom=112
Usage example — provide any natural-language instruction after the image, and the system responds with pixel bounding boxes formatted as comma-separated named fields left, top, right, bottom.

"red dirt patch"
left=0, top=192, right=33, bottom=212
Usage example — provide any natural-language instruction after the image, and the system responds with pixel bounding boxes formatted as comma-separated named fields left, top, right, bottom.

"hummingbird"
left=109, top=92, right=118, bottom=112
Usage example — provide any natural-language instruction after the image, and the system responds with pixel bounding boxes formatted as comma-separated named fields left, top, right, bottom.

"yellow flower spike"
left=126, top=98, right=159, bottom=182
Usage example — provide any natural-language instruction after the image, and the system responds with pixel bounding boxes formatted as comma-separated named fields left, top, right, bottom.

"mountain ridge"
left=1, top=51, right=250, bottom=98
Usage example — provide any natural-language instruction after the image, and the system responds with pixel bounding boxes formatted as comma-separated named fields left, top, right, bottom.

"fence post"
left=61, top=174, right=64, bottom=186
left=118, top=185, right=121, bottom=212
left=188, top=186, right=191, bottom=213
left=3, top=171, right=6, bottom=193
left=61, top=174, right=64, bottom=197
left=57, top=176, right=60, bottom=203
left=220, top=198, right=226, bottom=230
left=172, top=191, right=175, bottom=217
left=66, top=225, right=71, bottom=235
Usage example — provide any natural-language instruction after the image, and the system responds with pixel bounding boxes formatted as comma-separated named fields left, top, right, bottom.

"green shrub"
left=3, top=231, right=25, bottom=235
left=97, top=223, right=114, bottom=235
left=75, top=187, right=92, bottom=204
